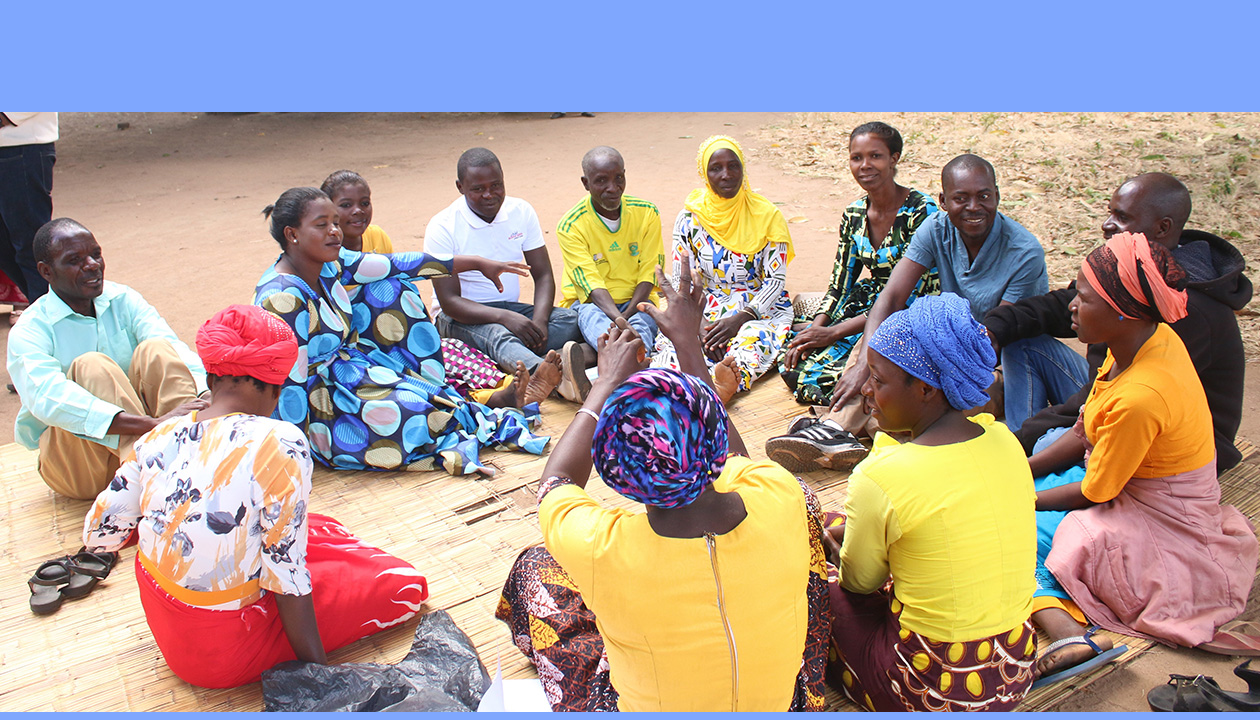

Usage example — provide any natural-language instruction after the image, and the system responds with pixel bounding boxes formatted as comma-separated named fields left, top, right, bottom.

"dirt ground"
left=3, top=111, right=1259, bottom=710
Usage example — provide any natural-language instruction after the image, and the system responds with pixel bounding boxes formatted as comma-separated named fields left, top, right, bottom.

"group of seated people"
left=8, top=122, right=1258, bottom=710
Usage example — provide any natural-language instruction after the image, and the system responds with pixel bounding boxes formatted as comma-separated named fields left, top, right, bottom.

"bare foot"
left=485, top=363, right=528, bottom=409
left=1032, top=608, right=1113, bottom=680
left=524, top=351, right=561, bottom=405
left=713, top=357, right=740, bottom=406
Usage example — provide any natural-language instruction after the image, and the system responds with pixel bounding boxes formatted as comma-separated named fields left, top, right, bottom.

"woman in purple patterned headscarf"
left=494, top=256, right=830, bottom=712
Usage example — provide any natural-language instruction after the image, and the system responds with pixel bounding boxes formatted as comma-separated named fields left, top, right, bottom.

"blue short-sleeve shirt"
left=904, top=211, right=1049, bottom=319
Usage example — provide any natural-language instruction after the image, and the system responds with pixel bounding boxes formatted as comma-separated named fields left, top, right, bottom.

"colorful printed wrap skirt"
left=828, top=581, right=1036, bottom=711
left=136, top=513, right=428, bottom=689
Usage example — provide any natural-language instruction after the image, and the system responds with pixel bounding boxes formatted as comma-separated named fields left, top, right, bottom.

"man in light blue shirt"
left=7, top=218, right=208, bottom=499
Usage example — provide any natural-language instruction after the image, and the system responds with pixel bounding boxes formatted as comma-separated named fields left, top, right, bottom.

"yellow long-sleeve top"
left=837, top=414, right=1036, bottom=641
left=359, top=224, right=393, bottom=254
left=557, top=195, right=664, bottom=307
left=1082, top=323, right=1215, bottom=503
left=540, top=456, right=811, bottom=712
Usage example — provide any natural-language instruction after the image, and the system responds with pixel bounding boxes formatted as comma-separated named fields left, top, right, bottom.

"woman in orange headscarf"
left=650, top=136, right=794, bottom=404
left=1030, top=233, right=1257, bottom=687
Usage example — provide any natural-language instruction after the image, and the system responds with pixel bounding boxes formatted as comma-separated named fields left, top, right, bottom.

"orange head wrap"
left=1081, top=232, right=1188, bottom=324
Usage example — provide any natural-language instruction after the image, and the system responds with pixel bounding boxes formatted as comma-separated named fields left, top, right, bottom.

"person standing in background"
left=0, top=112, right=58, bottom=305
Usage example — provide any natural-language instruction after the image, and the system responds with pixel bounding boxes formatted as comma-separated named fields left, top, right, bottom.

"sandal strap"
left=28, top=557, right=74, bottom=587
left=1043, top=626, right=1107, bottom=657
left=67, top=552, right=113, bottom=579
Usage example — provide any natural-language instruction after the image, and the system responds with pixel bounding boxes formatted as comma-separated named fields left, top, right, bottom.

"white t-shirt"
left=423, top=195, right=545, bottom=309
left=0, top=112, right=59, bottom=147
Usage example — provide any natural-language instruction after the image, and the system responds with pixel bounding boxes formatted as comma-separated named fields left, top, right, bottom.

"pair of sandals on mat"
left=28, top=549, right=118, bottom=615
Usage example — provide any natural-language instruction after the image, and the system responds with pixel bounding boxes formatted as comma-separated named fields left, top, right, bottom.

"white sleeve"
left=520, top=202, right=545, bottom=252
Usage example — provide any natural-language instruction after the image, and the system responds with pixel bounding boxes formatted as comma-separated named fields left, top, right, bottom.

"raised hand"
left=638, top=252, right=705, bottom=348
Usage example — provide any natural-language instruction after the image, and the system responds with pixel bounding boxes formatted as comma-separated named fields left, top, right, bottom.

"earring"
left=1118, top=315, right=1124, bottom=321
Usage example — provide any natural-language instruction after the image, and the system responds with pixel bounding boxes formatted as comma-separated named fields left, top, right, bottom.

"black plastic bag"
left=261, top=609, right=491, bottom=712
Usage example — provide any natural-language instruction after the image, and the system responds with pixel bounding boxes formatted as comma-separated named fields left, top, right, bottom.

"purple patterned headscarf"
left=592, top=368, right=729, bottom=509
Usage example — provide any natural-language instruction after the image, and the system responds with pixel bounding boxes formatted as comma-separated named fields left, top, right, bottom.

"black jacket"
left=983, top=229, right=1252, bottom=473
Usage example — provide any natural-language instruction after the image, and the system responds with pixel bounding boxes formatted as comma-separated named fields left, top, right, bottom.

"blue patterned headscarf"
left=867, top=293, right=996, bottom=411
left=591, top=368, right=729, bottom=509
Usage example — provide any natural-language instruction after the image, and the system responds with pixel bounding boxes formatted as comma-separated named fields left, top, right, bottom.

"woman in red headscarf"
left=82, top=305, right=429, bottom=689
left=1030, top=233, right=1258, bottom=686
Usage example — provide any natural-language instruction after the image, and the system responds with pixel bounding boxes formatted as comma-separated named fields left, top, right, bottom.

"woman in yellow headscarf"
left=650, top=136, right=795, bottom=403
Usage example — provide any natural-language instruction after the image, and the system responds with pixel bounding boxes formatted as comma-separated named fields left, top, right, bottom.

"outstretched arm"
left=830, top=257, right=929, bottom=409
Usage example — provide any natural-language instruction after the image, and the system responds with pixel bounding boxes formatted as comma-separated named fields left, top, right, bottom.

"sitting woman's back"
left=542, top=455, right=815, bottom=711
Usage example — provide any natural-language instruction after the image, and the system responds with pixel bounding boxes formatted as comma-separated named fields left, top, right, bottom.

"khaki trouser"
left=38, top=339, right=199, bottom=500
left=821, top=348, right=1005, bottom=438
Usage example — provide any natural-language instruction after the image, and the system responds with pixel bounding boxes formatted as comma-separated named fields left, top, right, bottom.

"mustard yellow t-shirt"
left=540, top=456, right=810, bottom=712
left=557, top=195, right=664, bottom=307
left=1082, top=323, right=1215, bottom=503
left=837, top=414, right=1036, bottom=642
left=360, top=224, right=394, bottom=254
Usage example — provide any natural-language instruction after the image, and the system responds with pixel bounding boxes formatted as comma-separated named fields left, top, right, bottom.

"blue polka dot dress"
left=254, top=249, right=548, bottom=474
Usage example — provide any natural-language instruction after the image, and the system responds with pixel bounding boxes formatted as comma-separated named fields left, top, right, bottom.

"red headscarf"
left=196, top=305, right=298, bottom=385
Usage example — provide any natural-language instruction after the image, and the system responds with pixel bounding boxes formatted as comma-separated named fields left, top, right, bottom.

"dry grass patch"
left=757, top=112, right=1260, bottom=358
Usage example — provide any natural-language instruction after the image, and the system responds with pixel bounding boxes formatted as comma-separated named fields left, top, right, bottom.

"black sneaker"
left=765, top=419, right=868, bottom=473
left=785, top=413, right=817, bottom=436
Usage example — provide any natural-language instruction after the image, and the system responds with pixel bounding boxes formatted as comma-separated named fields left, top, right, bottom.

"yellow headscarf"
left=683, top=135, right=795, bottom=263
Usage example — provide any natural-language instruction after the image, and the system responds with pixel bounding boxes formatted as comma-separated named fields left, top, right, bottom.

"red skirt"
left=137, top=513, right=428, bottom=688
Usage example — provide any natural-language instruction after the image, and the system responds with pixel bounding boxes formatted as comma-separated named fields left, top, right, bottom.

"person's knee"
left=67, top=352, right=125, bottom=386
left=133, top=337, right=178, bottom=363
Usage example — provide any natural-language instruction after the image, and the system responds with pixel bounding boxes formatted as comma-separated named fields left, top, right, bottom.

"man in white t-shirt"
left=428, top=148, right=582, bottom=396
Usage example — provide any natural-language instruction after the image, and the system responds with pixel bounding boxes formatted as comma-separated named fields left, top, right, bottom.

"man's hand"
left=985, top=327, right=1000, bottom=361
left=157, top=398, right=209, bottom=424
left=783, top=324, right=839, bottom=370
left=528, top=317, right=549, bottom=351
left=500, top=312, right=544, bottom=349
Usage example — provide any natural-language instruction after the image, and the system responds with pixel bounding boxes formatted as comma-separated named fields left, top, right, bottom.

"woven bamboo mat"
left=1, top=383, right=1256, bottom=712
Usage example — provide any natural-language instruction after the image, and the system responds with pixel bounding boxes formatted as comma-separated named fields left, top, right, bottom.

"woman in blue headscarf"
left=495, top=256, right=829, bottom=712
left=827, top=292, right=1039, bottom=711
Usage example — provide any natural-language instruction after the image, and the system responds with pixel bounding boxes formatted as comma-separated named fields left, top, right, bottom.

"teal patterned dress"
left=780, top=190, right=940, bottom=404
left=254, top=249, right=548, bottom=475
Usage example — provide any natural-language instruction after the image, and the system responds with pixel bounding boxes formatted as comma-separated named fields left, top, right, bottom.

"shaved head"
left=941, top=153, right=997, bottom=191
left=1125, top=173, right=1192, bottom=231
left=1102, top=172, right=1192, bottom=248
left=581, top=146, right=623, bottom=177
left=33, top=217, right=91, bottom=266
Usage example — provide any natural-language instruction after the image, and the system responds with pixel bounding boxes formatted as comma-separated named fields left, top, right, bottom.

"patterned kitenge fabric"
left=780, top=190, right=939, bottom=404
left=651, top=210, right=792, bottom=391
left=495, top=471, right=831, bottom=712
left=591, top=368, right=728, bottom=509
left=828, top=582, right=1036, bottom=711
left=254, top=249, right=548, bottom=474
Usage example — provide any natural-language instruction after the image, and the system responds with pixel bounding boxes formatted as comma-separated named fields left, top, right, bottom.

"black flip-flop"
left=28, top=557, right=74, bottom=615
left=1147, top=669, right=1260, bottom=711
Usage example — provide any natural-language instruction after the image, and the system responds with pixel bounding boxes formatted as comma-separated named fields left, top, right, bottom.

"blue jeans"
left=1002, top=335, right=1090, bottom=433
left=434, top=300, right=580, bottom=372
left=574, top=301, right=658, bottom=347
left=0, top=141, right=55, bottom=301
